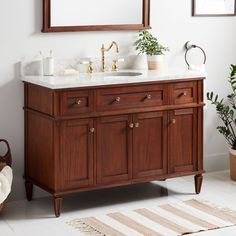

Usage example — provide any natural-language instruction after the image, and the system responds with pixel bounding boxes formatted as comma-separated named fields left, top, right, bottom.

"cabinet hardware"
left=115, top=97, right=121, bottom=102
left=129, top=123, right=134, bottom=129
left=146, top=94, right=152, bottom=100
left=76, top=99, right=82, bottom=105
left=90, top=128, right=95, bottom=133
left=135, top=123, right=140, bottom=128
left=172, top=119, right=176, bottom=124
left=183, top=91, right=187, bottom=96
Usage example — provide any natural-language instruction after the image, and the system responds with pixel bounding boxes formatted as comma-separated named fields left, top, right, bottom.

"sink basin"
left=104, top=72, right=142, bottom=77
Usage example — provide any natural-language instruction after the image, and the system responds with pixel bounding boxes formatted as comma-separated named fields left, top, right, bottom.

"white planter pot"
left=147, top=55, right=164, bottom=70
left=229, top=149, right=236, bottom=181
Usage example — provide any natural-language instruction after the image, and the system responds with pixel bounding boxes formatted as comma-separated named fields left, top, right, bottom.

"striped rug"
left=68, top=199, right=236, bottom=236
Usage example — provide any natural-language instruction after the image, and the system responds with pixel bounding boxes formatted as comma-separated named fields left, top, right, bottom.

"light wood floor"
left=1, top=171, right=236, bottom=236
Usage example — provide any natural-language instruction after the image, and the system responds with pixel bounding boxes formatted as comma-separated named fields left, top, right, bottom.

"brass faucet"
left=101, top=41, right=119, bottom=72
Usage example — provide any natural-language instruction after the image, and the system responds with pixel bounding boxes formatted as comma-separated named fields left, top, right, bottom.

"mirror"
left=42, top=0, right=151, bottom=32
left=193, top=0, right=236, bottom=16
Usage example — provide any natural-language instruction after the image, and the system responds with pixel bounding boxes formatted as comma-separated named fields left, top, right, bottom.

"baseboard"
left=204, top=152, right=229, bottom=172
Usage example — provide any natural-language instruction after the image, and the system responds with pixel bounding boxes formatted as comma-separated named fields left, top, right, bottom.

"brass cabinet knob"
left=135, top=123, right=140, bottom=128
left=146, top=94, right=152, bottom=100
left=129, top=123, right=134, bottom=129
left=76, top=99, right=82, bottom=105
left=115, top=97, right=121, bottom=102
left=90, top=128, right=95, bottom=133
left=183, top=91, right=187, bottom=96
left=172, top=119, right=176, bottom=124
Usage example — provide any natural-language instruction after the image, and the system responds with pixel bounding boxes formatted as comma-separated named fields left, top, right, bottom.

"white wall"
left=0, top=0, right=236, bottom=201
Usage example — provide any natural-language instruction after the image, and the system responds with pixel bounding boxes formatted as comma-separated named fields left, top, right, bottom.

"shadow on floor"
left=0, top=181, right=196, bottom=220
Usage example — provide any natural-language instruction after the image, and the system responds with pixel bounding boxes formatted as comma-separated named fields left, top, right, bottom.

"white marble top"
left=21, top=68, right=206, bottom=89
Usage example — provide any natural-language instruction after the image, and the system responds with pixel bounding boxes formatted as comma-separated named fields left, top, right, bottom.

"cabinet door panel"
left=133, top=112, right=168, bottom=179
left=169, top=108, right=197, bottom=173
left=97, top=115, right=132, bottom=185
left=60, top=119, right=94, bottom=190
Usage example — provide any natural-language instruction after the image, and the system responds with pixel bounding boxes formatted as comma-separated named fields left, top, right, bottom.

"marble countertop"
left=21, top=68, right=206, bottom=89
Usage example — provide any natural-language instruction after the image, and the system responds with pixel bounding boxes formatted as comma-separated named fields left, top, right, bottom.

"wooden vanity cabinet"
left=24, top=78, right=205, bottom=217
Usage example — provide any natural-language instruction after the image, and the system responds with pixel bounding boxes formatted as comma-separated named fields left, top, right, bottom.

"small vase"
left=229, top=149, right=236, bottom=181
left=147, top=55, right=164, bottom=70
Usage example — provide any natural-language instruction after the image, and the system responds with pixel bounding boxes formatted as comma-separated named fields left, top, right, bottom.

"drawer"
left=170, top=82, right=197, bottom=105
left=96, top=85, right=167, bottom=111
left=60, top=90, right=94, bottom=116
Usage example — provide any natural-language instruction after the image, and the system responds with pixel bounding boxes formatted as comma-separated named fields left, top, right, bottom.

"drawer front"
left=60, top=90, right=93, bottom=116
left=170, top=82, right=197, bottom=105
left=96, top=85, right=167, bottom=111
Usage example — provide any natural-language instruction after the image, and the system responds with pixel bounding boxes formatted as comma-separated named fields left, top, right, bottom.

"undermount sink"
left=104, top=72, right=142, bottom=77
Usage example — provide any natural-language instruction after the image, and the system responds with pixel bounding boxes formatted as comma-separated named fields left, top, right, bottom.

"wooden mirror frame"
left=42, top=0, right=151, bottom=32
left=192, top=0, right=236, bottom=17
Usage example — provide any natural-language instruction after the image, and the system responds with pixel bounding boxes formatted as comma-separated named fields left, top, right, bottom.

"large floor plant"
left=207, top=65, right=236, bottom=180
left=207, top=65, right=236, bottom=149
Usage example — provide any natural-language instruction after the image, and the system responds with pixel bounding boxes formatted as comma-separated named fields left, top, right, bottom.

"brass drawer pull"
left=129, top=123, right=134, bottom=129
left=115, top=97, right=121, bottom=102
left=90, top=128, right=95, bottom=133
left=183, top=91, right=187, bottom=96
left=146, top=94, right=152, bottom=100
left=76, top=99, right=82, bottom=105
left=172, top=119, right=176, bottom=124
left=135, top=123, right=140, bottom=128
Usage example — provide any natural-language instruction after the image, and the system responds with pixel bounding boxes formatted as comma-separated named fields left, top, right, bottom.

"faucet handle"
left=79, top=59, right=95, bottom=73
left=87, top=61, right=94, bottom=74
left=112, top=60, right=118, bottom=72
left=111, top=58, right=125, bottom=72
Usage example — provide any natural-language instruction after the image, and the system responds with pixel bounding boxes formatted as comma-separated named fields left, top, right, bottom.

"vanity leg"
left=194, top=174, right=203, bottom=194
left=54, top=196, right=62, bottom=218
left=25, top=180, right=33, bottom=201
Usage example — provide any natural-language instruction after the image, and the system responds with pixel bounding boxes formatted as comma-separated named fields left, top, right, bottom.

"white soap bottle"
left=33, top=51, right=43, bottom=76
left=43, top=50, right=54, bottom=76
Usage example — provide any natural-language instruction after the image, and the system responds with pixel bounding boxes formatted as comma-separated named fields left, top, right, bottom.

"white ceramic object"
left=124, top=55, right=148, bottom=70
left=43, top=57, right=54, bottom=76
left=147, top=55, right=164, bottom=70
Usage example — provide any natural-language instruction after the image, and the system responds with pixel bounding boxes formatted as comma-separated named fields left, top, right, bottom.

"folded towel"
left=0, top=166, right=13, bottom=204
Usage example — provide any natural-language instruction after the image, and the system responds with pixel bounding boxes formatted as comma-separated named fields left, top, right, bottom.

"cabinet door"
left=60, top=119, right=94, bottom=190
left=97, top=115, right=132, bottom=185
left=133, top=112, right=168, bottom=179
left=169, top=108, right=198, bottom=174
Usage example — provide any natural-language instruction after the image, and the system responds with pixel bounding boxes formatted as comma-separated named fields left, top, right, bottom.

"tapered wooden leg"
left=160, top=187, right=169, bottom=196
left=194, top=174, right=203, bottom=194
left=25, top=180, right=33, bottom=201
left=54, top=197, right=62, bottom=218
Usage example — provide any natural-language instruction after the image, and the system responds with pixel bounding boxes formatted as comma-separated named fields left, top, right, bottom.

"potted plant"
left=207, top=65, right=236, bottom=180
left=134, top=30, right=169, bottom=70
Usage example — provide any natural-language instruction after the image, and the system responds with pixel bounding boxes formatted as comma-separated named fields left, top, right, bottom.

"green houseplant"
left=207, top=64, right=236, bottom=180
left=134, top=30, right=169, bottom=70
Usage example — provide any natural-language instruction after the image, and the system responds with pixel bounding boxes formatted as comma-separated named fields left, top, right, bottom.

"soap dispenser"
left=43, top=50, right=54, bottom=76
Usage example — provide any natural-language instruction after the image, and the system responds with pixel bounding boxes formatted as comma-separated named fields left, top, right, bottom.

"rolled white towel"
left=0, top=166, right=13, bottom=204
